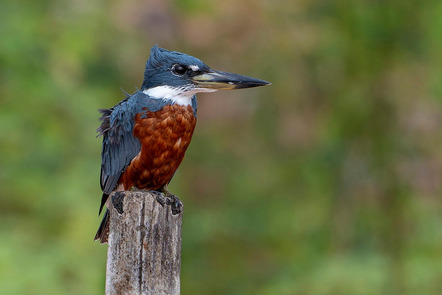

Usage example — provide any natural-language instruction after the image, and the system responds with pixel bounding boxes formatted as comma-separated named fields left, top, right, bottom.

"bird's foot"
left=166, top=194, right=183, bottom=215
left=150, top=189, right=182, bottom=215
left=147, top=190, right=166, bottom=207
left=160, top=185, right=183, bottom=215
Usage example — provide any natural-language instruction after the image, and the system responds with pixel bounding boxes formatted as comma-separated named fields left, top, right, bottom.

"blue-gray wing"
left=97, top=91, right=173, bottom=214
left=97, top=96, right=141, bottom=214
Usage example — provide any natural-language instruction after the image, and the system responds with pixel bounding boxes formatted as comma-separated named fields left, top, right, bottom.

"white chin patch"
left=143, top=85, right=217, bottom=106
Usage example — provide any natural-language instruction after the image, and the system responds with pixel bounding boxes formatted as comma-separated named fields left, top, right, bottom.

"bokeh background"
left=1, top=0, right=442, bottom=294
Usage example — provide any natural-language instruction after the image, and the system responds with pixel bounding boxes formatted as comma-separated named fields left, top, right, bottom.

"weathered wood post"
left=105, top=191, right=182, bottom=295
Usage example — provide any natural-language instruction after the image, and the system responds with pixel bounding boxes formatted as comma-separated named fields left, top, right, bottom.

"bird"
left=95, top=45, right=270, bottom=243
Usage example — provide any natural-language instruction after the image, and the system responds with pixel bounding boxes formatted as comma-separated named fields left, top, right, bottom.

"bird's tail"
left=94, top=208, right=110, bottom=244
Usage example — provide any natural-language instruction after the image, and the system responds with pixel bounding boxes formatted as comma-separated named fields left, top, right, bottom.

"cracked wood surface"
left=105, top=191, right=182, bottom=295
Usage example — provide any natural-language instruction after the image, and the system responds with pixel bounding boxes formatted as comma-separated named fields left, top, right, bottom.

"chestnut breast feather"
left=120, top=104, right=196, bottom=190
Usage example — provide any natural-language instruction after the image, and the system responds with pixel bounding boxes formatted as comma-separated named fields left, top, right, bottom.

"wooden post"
left=105, top=191, right=182, bottom=295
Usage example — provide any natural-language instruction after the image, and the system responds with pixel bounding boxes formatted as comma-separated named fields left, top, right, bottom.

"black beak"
left=191, top=69, right=271, bottom=90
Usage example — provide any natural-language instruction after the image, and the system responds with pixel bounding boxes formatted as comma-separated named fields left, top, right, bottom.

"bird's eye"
left=172, top=64, right=187, bottom=75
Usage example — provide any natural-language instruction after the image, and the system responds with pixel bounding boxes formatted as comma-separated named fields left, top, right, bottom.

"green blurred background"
left=1, top=0, right=442, bottom=294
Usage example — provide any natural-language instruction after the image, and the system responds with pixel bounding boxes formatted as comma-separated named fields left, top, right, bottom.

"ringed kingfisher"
left=95, top=45, right=270, bottom=243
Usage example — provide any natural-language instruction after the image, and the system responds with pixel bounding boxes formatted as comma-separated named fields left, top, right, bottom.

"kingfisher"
left=95, top=45, right=270, bottom=243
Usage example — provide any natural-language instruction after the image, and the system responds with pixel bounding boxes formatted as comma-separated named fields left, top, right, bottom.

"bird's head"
left=141, top=45, right=270, bottom=104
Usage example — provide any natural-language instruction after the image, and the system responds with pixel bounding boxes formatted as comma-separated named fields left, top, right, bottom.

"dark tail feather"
left=94, top=209, right=110, bottom=244
left=99, top=193, right=109, bottom=215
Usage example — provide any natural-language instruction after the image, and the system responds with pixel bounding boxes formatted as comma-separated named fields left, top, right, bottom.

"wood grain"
left=105, top=191, right=182, bottom=295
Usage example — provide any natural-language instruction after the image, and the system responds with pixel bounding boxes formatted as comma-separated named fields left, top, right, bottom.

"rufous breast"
left=120, top=104, right=197, bottom=190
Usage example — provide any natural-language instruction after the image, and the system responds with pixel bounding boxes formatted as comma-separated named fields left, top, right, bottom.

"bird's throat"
left=143, top=85, right=216, bottom=106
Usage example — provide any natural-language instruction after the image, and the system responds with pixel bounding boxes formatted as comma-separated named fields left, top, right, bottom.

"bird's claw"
left=152, top=190, right=182, bottom=214
left=166, top=194, right=183, bottom=215
left=149, top=190, right=165, bottom=207
left=155, top=194, right=166, bottom=207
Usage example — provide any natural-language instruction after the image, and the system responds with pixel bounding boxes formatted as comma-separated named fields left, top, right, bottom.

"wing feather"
left=97, top=91, right=171, bottom=214
left=97, top=95, right=140, bottom=214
